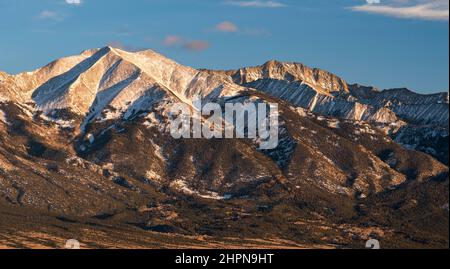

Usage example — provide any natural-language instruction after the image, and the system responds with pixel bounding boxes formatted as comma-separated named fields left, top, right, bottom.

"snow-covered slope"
left=244, top=78, right=400, bottom=124
left=1, top=46, right=244, bottom=124
left=0, top=50, right=94, bottom=102
left=349, top=85, right=449, bottom=126
left=210, top=61, right=448, bottom=127
left=3, top=47, right=446, bottom=128
left=209, top=62, right=403, bottom=125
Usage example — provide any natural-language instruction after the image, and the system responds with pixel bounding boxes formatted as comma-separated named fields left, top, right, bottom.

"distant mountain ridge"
left=349, top=85, right=449, bottom=126
left=1, top=47, right=447, bottom=125
left=208, top=61, right=448, bottom=126
left=205, top=60, right=449, bottom=164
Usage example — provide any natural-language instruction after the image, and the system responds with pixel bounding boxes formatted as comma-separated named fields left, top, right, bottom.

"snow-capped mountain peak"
left=1, top=46, right=244, bottom=117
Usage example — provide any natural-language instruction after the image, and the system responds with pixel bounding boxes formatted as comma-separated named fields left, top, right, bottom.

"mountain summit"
left=1, top=46, right=243, bottom=115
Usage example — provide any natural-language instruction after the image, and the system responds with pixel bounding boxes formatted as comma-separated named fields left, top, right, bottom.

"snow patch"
left=143, top=112, right=162, bottom=129
left=0, top=109, right=9, bottom=125
left=40, top=114, right=75, bottom=129
left=145, top=170, right=162, bottom=181
left=87, top=133, right=95, bottom=144
left=170, top=179, right=231, bottom=200
left=149, top=139, right=166, bottom=161
left=98, top=109, right=122, bottom=122
left=327, top=120, right=340, bottom=129
left=295, top=107, right=308, bottom=117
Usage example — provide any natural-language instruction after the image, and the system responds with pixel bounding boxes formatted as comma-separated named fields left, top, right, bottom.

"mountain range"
left=0, top=46, right=448, bottom=249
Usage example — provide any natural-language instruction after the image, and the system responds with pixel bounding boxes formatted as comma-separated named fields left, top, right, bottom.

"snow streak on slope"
left=0, top=109, right=8, bottom=125
left=244, top=78, right=400, bottom=124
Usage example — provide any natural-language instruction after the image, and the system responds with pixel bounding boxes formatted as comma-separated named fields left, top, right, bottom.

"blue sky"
left=0, top=0, right=448, bottom=93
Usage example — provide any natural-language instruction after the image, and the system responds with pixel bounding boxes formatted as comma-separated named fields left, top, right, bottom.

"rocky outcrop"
left=218, top=60, right=349, bottom=94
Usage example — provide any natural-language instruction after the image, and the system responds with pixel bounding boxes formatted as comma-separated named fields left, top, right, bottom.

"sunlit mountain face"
left=0, top=46, right=448, bottom=249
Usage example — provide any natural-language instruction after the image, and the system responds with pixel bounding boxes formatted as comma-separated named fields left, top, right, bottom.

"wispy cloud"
left=37, top=0, right=82, bottom=21
left=215, top=21, right=239, bottom=32
left=223, top=0, right=286, bottom=8
left=350, top=0, right=449, bottom=21
left=37, top=10, right=64, bottom=21
left=163, top=35, right=184, bottom=47
left=163, top=35, right=210, bottom=52
left=65, top=0, right=82, bottom=5
left=206, top=21, right=270, bottom=37
left=183, top=40, right=210, bottom=51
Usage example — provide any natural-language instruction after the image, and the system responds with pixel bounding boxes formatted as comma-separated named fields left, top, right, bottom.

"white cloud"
left=65, top=0, right=82, bottom=5
left=223, top=1, right=286, bottom=8
left=350, top=0, right=449, bottom=21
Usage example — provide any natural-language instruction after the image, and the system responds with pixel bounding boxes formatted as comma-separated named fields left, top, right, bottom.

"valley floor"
left=0, top=207, right=326, bottom=249
left=1, top=202, right=448, bottom=249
